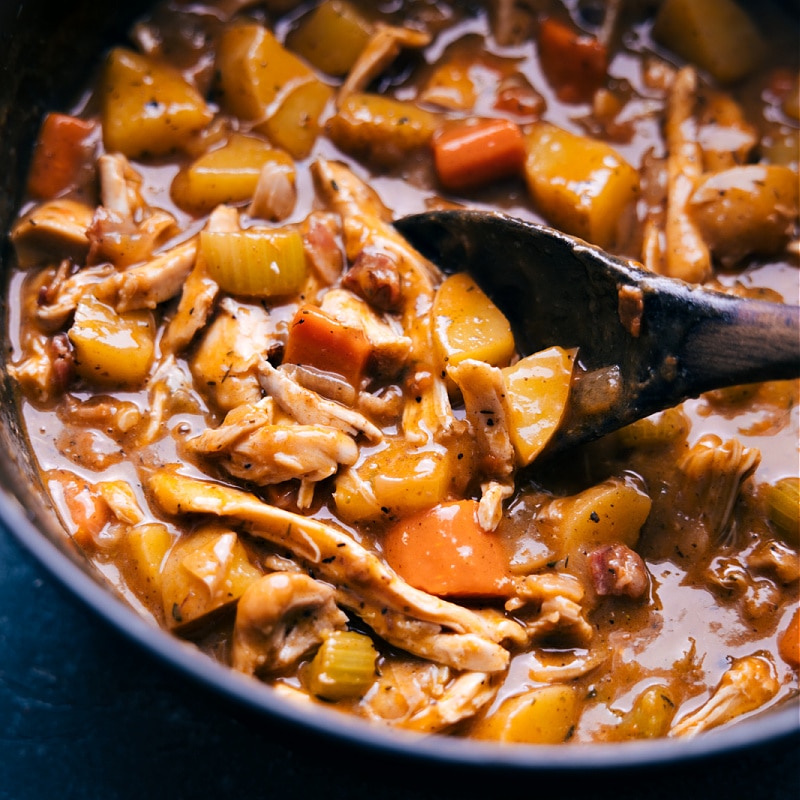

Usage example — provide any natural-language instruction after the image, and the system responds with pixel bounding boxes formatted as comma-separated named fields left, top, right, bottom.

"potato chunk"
left=171, top=134, right=295, bottom=214
left=524, top=122, right=639, bottom=249
left=501, top=346, right=576, bottom=466
left=102, top=48, right=213, bottom=158
left=68, top=294, right=155, bottom=387
left=432, top=273, right=515, bottom=371
left=472, top=685, right=579, bottom=744
left=652, top=0, right=766, bottom=84
left=215, top=22, right=333, bottom=159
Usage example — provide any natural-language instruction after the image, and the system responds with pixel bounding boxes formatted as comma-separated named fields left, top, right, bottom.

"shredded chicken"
left=670, top=655, right=779, bottom=738
left=232, top=572, right=348, bottom=676
left=187, top=398, right=359, bottom=489
left=259, top=361, right=382, bottom=442
left=677, top=434, right=761, bottom=543
left=663, top=67, right=712, bottom=283
left=191, top=298, right=277, bottom=412
left=147, top=468, right=517, bottom=671
left=93, top=238, right=198, bottom=313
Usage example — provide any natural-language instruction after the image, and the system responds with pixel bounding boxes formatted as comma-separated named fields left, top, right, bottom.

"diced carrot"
left=283, top=304, right=371, bottom=387
left=778, top=607, right=800, bottom=668
left=26, top=113, right=96, bottom=199
left=45, top=469, right=111, bottom=550
left=538, top=18, right=608, bottom=104
left=383, top=499, right=513, bottom=598
left=432, top=117, right=525, bottom=192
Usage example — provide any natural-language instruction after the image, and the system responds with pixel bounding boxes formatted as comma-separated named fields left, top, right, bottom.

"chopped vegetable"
left=501, top=346, right=576, bottom=466
left=171, top=134, right=295, bottom=214
left=283, top=303, right=371, bottom=387
left=124, top=523, right=173, bottom=609
left=614, top=685, right=676, bottom=739
left=68, top=294, right=155, bottom=387
left=432, top=118, right=525, bottom=191
left=617, top=408, right=689, bottom=449
left=383, top=499, right=512, bottom=598
left=306, top=630, right=378, bottom=700
left=215, top=22, right=332, bottom=159
left=335, top=437, right=471, bottom=523
left=45, top=469, right=112, bottom=550
left=778, top=608, right=800, bottom=668
left=327, top=93, right=439, bottom=165
left=200, top=228, right=307, bottom=297
left=27, top=113, right=96, bottom=199
left=102, top=48, right=213, bottom=158
left=432, top=272, right=515, bottom=371
left=538, top=18, right=607, bottom=103
left=652, top=0, right=766, bottom=84
left=471, top=684, right=579, bottom=743
left=689, top=165, right=800, bottom=267
left=524, top=122, right=640, bottom=249
left=160, top=525, right=262, bottom=630
left=765, top=477, right=800, bottom=546
left=288, top=1, right=372, bottom=76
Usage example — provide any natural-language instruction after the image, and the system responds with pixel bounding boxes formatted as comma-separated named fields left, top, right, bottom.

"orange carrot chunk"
left=432, top=117, right=525, bottom=192
left=27, top=113, right=97, bottom=199
left=283, top=303, right=371, bottom=388
left=383, top=499, right=512, bottom=598
left=778, top=607, right=800, bottom=668
left=538, top=18, right=608, bottom=104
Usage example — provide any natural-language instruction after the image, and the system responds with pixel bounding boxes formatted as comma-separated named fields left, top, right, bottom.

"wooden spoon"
left=395, top=209, right=800, bottom=456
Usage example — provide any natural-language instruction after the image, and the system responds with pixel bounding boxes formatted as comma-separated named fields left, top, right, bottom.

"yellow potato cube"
left=161, top=525, right=262, bottom=629
left=327, top=93, right=440, bottom=165
left=124, top=523, right=173, bottom=609
left=652, top=0, right=765, bottom=84
left=559, top=477, right=652, bottom=554
left=102, top=48, right=213, bottom=158
left=524, top=122, right=640, bottom=250
left=472, top=685, right=579, bottom=744
left=288, top=0, right=372, bottom=76
left=432, top=273, right=515, bottom=370
left=215, top=22, right=332, bottom=158
left=501, top=346, right=576, bottom=466
left=171, top=134, right=295, bottom=214
left=69, top=294, right=155, bottom=387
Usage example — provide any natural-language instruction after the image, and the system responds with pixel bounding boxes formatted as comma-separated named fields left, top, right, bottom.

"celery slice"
left=765, top=477, right=799, bottom=546
left=307, top=630, right=377, bottom=701
left=200, top=228, right=307, bottom=297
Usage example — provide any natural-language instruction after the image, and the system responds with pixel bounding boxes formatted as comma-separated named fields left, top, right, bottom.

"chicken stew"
left=4, top=0, right=799, bottom=744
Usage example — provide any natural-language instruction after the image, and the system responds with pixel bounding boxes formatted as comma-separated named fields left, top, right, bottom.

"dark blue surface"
left=1, top=520, right=798, bottom=800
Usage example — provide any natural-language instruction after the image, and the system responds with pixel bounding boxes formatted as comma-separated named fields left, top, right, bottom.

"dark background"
left=1, top=521, right=797, bottom=800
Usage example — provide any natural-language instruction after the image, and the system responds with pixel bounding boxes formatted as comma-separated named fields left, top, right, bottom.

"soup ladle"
left=395, top=209, right=800, bottom=456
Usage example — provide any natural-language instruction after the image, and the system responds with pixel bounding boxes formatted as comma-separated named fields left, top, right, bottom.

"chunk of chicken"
left=148, top=468, right=517, bottom=671
left=187, top=398, right=358, bottom=487
left=192, top=298, right=278, bottom=412
left=506, top=572, right=594, bottom=645
left=89, top=153, right=178, bottom=268
left=93, top=238, right=198, bottom=313
left=35, top=262, right=116, bottom=330
left=670, top=655, right=779, bottom=738
left=232, top=572, right=348, bottom=677
left=677, top=434, right=761, bottom=543
left=259, top=361, right=382, bottom=442
left=339, top=24, right=431, bottom=104
left=11, top=198, right=93, bottom=268
left=247, top=160, right=296, bottom=221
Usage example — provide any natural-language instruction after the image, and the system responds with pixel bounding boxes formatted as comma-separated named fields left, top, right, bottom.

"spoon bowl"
left=395, top=209, right=800, bottom=454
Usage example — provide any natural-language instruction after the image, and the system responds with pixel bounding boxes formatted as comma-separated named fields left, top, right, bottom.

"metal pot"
left=0, top=0, right=797, bottom=772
